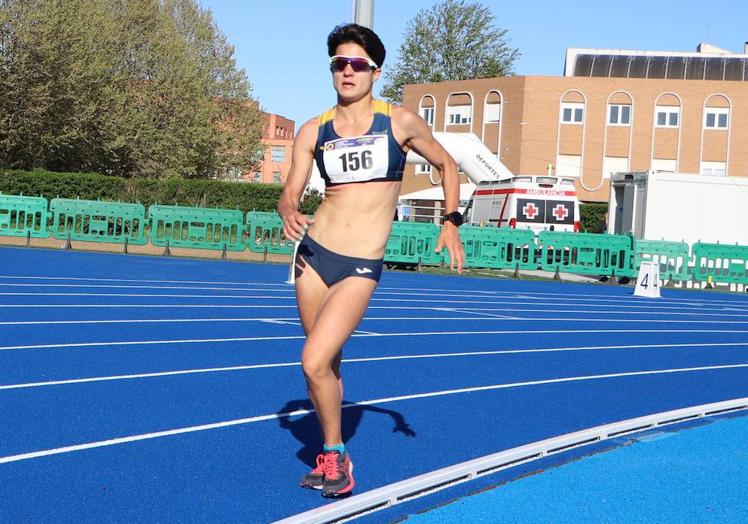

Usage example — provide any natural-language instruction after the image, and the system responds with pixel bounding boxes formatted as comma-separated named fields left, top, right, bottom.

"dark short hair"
left=327, top=23, right=386, bottom=68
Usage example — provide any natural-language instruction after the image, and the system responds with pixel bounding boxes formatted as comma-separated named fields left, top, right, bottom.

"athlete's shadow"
left=278, top=399, right=416, bottom=467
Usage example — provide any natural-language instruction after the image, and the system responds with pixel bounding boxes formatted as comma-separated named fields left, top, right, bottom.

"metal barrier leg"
left=553, top=266, right=561, bottom=281
left=220, top=244, right=227, bottom=261
left=63, top=233, right=72, bottom=251
left=513, top=263, right=521, bottom=280
left=163, top=240, right=171, bottom=257
left=123, top=237, right=129, bottom=255
left=25, top=231, right=31, bottom=248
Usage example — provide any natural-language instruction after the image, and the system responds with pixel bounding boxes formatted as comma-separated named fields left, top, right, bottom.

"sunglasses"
left=329, top=55, right=378, bottom=73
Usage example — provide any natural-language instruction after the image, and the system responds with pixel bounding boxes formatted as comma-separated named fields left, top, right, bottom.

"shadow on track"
left=277, top=399, right=417, bottom=467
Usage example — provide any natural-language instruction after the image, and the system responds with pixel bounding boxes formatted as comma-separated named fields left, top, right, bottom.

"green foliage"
left=580, top=202, right=608, bottom=233
left=380, top=0, right=520, bottom=102
left=0, top=0, right=263, bottom=178
left=0, top=169, right=305, bottom=214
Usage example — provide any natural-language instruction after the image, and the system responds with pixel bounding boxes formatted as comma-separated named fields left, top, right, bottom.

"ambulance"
left=463, top=175, right=581, bottom=234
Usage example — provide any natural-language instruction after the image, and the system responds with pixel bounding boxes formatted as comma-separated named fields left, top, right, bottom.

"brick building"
left=401, top=43, right=748, bottom=203
left=249, top=112, right=295, bottom=184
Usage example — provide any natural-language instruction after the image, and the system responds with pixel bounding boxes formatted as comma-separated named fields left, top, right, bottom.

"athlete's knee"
left=301, top=351, right=333, bottom=384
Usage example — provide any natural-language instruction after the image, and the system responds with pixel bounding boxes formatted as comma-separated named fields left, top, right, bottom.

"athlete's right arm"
left=278, top=118, right=318, bottom=241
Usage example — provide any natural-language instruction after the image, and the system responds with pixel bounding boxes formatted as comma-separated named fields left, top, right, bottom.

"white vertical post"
left=353, top=0, right=375, bottom=28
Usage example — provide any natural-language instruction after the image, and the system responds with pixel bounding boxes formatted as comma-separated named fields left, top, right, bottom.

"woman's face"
left=331, top=42, right=380, bottom=103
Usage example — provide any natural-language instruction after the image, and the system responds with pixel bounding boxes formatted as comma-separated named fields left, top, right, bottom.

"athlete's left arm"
left=393, top=107, right=464, bottom=273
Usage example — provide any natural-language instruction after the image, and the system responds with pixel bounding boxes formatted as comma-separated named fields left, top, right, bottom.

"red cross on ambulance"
left=552, top=204, right=569, bottom=221
left=522, top=202, right=539, bottom=219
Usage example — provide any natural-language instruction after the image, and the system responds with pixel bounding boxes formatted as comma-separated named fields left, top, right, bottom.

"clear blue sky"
left=200, top=0, right=747, bottom=128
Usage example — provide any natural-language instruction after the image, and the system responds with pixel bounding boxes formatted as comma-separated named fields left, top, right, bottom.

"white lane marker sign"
left=634, top=261, right=660, bottom=298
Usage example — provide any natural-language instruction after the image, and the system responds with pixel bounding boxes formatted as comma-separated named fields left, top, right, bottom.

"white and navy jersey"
left=314, top=100, right=406, bottom=187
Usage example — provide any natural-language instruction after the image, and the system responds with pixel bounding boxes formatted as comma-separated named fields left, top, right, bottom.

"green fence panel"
left=245, top=211, right=295, bottom=255
left=691, top=243, right=748, bottom=285
left=384, top=222, right=442, bottom=266
left=0, top=194, right=50, bottom=238
left=149, top=205, right=244, bottom=250
left=441, top=226, right=538, bottom=270
left=632, top=239, right=691, bottom=283
left=50, top=198, right=146, bottom=244
left=538, top=231, right=632, bottom=276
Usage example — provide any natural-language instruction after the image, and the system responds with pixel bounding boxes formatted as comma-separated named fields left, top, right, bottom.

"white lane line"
left=0, top=275, right=289, bottom=287
left=4, top=341, right=748, bottom=391
left=3, top=316, right=748, bottom=328
left=258, top=319, right=301, bottom=327
left=0, top=283, right=297, bottom=293
left=3, top=362, right=748, bottom=464
left=0, top=283, right=496, bottom=300
left=2, top=275, right=743, bottom=307
left=0, top=292, right=297, bottom=299
left=2, top=293, right=744, bottom=314
left=0, top=304, right=300, bottom=309
left=447, top=309, right=522, bottom=320
left=3, top=328, right=748, bottom=352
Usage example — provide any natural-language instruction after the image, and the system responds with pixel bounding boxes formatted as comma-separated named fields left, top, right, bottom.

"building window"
left=272, top=171, right=282, bottom=183
left=416, top=164, right=432, bottom=174
left=704, top=108, right=729, bottom=130
left=651, top=159, right=677, bottom=172
left=700, top=161, right=726, bottom=176
left=607, top=104, right=631, bottom=126
left=420, top=106, right=434, bottom=126
left=555, top=154, right=582, bottom=178
left=560, top=102, right=584, bottom=124
left=446, top=104, right=471, bottom=125
left=271, top=146, right=285, bottom=162
left=655, top=106, right=679, bottom=127
left=484, top=103, right=501, bottom=123
left=603, top=156, right=628, bottom=178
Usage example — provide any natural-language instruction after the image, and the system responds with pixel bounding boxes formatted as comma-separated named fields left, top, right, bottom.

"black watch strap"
left=444, top=211, right=463, bottom=227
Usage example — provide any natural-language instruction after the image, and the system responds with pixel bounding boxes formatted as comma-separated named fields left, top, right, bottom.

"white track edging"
left=274, top=397, right=748, bottom=524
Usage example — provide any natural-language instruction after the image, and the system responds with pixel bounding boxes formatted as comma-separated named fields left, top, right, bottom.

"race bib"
left=322, top=135, right=389, bottom=184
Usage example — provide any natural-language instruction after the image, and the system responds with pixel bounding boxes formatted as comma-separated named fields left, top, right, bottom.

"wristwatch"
left=443, top=211, right=463, bottom=227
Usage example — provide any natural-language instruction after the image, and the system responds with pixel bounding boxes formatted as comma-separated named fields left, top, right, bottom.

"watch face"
left=446, top=212, right=463, bottom=226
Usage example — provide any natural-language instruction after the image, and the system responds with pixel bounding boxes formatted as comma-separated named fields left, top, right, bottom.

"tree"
left=380, top=0, right=520, bottom=102
left=0, top=0, right=263, bottom=178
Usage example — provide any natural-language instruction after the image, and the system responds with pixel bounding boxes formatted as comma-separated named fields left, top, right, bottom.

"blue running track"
left=1, top=245, right=747, bottom=522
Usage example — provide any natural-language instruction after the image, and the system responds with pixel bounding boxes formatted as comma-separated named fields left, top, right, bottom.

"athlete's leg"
left=299, top=276, right=377, bottom=446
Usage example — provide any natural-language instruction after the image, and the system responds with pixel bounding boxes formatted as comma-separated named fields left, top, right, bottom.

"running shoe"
left=321, top=451, right=355, bottom=498
left=300, top=453, right=325, bottom=490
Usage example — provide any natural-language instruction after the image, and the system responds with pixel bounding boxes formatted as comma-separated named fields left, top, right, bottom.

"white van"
left=464, top=176, right=581, bottom=234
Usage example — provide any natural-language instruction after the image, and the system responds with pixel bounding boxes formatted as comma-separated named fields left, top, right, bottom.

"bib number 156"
left=339, top=150, right=373, bottom=172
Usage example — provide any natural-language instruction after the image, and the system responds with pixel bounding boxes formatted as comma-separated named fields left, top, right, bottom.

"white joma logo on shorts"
left=355, top=267, right=373, bottom=274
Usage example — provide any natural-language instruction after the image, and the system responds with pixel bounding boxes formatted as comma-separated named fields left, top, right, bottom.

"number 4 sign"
left=634, top=261, right=661, bottom=298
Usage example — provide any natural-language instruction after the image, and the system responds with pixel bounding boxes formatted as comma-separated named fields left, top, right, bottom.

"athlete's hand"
left=435, top=222, right=464, bottom=273
left=279, top=203, right=314, bottom=242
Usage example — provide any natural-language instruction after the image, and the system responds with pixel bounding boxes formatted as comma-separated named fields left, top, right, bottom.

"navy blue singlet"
left=313, top=100, right=406, bottom=187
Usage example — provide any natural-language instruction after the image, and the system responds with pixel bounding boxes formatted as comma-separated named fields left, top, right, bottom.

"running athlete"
left=277, top=23, right=464, bottom=498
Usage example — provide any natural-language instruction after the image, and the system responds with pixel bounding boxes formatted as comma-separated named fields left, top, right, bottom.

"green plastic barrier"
left=0, top=194, right=50, bottom=238
left=50, top=198, right=146, bottom=244
left=149, top=205, right=244, bottom=250
left=538, top=231, right=631, bottom=277
left=385, top=222, right=442, bottom=266
left=691, top=243, right=748, bottom=285
left=245, top=211, right=295, bottom=255
left=442, top=226, right=538, bottom=270
left=632, top=239, right=691, bottom=283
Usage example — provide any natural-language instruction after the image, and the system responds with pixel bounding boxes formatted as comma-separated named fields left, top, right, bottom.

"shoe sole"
left=322, top=461, right=355, bottom=498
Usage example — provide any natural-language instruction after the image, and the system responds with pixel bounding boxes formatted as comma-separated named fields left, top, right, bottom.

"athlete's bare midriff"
left=307, top=180, right=401, bottom=259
